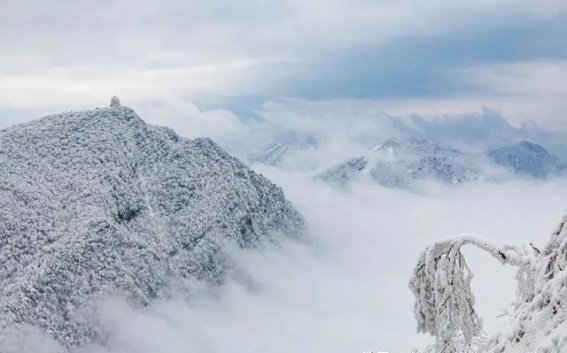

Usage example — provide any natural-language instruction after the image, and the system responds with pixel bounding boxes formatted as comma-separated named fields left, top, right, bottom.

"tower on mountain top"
left=110, top=96, right=121, bottom=107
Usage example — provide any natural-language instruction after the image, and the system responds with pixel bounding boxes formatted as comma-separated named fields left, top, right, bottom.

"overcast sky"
left=1, top=0, right=566, bottom=128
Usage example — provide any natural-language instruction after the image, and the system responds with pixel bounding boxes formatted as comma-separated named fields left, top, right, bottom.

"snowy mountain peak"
left=0, top=105, right=304, bottom=349
left=369, top=139, right=402, bottom=159
left=376, top=138, right=401, bottom=150
left=321, top=139, right=478, bottom=188
left=249, top=135, right=319, bottom=166
left=489, top=140, right=559, bottom=178
left=517, top=139, right=545, bottom=151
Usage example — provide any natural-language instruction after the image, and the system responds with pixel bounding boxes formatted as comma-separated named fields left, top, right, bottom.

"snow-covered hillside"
left=489, top=140, right=560, bottom=178
left=248, top=136, right=318, bottom=166
left=0, top=101, right=304, bottom=349
left=320, top=139, right=479, bottom=188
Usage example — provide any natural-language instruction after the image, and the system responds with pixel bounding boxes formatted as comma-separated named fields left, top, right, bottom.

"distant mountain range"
left=250, top=136, right=565, bottom=188
left=319, top=139, right=479, bottom=188
left=489, top=140, right=561, bottom=178
left=247, top=135, right=318, bottom=166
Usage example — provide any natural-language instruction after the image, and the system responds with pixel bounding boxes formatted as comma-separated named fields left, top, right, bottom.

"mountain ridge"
left=319, top=139, right=479, bottom=188
left=0, top=103, right=304, bottom=349
left=489, top=140, right=561, bottom=178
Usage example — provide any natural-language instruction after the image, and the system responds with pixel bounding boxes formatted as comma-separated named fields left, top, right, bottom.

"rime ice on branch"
left=411, top=212, right=567, bottom=353
left=409, top=235, right=537, bottom=353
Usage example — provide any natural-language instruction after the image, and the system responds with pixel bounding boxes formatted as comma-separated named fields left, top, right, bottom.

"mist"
left=46, top=171, right=563, bottom=353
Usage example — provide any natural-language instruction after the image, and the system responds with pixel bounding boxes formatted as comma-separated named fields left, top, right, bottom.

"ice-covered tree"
left=488, top=215, right=567, bottom=353
left=409, top=224, right=566, bottom=353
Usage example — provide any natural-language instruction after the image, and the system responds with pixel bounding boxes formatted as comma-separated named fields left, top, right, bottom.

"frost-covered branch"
left=409, top=235, right=536, bottom=353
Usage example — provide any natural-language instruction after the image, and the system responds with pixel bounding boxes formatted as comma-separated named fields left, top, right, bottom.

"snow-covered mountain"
left=488, top=140, right=560, bottom=178
left=0, top=100, right=304, bottom=349
left=248, top=136, right=318, bottom=166
left=320, top=139, right=479, bottom=188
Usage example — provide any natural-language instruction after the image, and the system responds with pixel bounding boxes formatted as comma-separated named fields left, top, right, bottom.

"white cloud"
left=459, top=61, right=567, bottom=128
left=346, top=61, right=567, bottom=130
left=1, top=0, right=566, bottom=118
left=136, top=98, right=247, bottom=142
left=266, top=60, right=567, bottom=130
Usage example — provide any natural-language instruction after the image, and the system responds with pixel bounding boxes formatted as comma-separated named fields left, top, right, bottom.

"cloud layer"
left=134, top=98, right=567, bottom=174
left=1, top=0, right=566, bottom=126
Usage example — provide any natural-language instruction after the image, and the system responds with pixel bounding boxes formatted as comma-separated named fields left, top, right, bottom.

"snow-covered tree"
left=488, top=215, right=567, bottom=353
left=409, top=231, right=550, bottom=353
